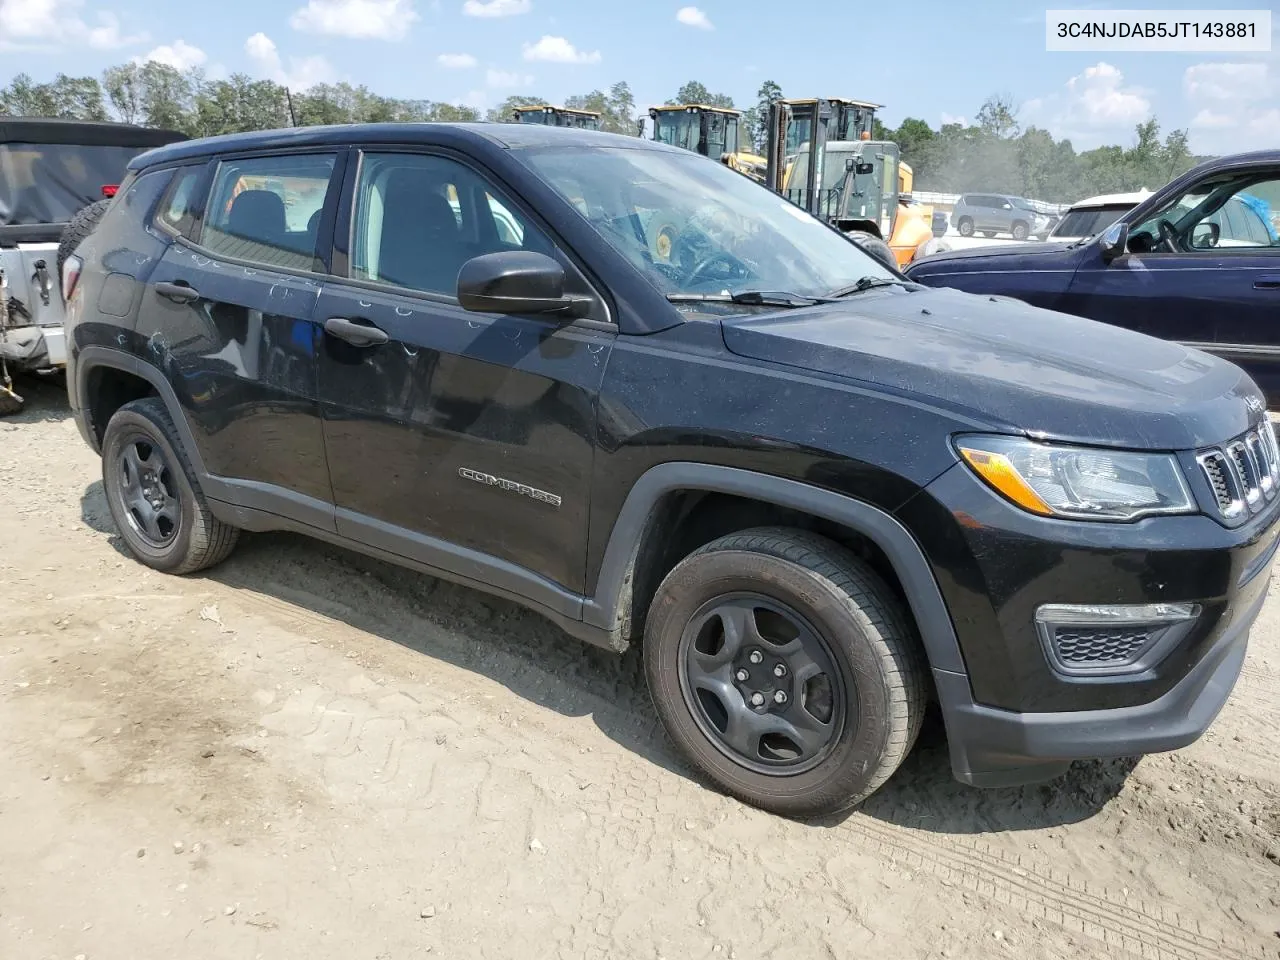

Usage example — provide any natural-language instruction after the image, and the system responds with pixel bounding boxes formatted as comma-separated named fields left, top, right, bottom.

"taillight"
left=101, top=184, right=119, bottom=198
left=62, top=254, right=83, bottom=303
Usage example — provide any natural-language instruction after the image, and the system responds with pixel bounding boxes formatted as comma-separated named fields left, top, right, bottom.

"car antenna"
left=285, top=87, right=298, bottom=128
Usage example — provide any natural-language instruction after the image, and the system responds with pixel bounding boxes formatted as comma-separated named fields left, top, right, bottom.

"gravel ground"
left=1, top=375, right=1277, bottom=960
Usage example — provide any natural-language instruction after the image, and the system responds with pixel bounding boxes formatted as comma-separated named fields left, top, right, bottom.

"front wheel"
left=644, top=528, right=927, bottom=817
left=1011, top=221, right=1029, bottom=241
left=957, top=217, right=974, bottom=237
left=847, top=231, right=897, bottom=271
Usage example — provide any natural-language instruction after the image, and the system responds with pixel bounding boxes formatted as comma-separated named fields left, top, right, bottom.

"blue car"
left=905, top=151, right=1280, bottom=404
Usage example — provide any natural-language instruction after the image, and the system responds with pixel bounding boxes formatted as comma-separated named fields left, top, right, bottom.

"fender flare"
left=75, top=345, right=211, bottom=477
left=583, top=462, right=966, bottom=675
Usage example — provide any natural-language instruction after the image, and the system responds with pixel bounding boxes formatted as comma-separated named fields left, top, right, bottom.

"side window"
left=155, top=165, right=205, bottom=237
left=198, top=153, right=337, bottom=271
left=351, top=152, right=553, bottom=297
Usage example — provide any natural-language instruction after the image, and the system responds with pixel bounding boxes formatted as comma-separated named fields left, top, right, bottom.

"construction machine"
left=765, top=98, right=946, bottom=268
left=512, top=106, right=601, bottom=130
left=647, top=104, right=766, bottom=181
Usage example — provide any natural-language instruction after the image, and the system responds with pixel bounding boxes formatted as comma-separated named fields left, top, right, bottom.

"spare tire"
left=847, top=231, right=898, bottom=271
left=56, top=197, right=111, bottom=282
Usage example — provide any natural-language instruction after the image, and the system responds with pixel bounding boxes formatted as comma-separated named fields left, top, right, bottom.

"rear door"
left=140, top=149, right=345, bottom=529
left=314, top=147, right=614, bottom=600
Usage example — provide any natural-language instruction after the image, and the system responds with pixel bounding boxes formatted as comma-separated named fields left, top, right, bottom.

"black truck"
left=62, top=123, right=1278, bottom=816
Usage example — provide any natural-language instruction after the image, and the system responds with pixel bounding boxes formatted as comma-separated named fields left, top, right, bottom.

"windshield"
left=518, top=145, right=895, bottom=301
left=1050, top=203, right=1133, bottom=238
left=0, top=141, right=147, bottom=226
left=652, top=112, right=699, bottom=152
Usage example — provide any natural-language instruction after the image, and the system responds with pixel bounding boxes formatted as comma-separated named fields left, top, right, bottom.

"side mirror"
left=1192, top=221, right=1220, bottom=249
left=1100, top=221, right=1129, bottom=263
left=854, top=161, right=875, bottom=176
left=457, top=251, right=590, bottom=318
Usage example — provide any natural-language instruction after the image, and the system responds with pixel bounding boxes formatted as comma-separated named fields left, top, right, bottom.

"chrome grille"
left=1198, top=422, right=1279, bottom=520
left=1054, top=628, right=1153, bottom=666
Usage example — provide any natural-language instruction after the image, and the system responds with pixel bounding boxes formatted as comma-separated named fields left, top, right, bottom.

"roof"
left=0, top=117, right=187, bottom=148
left=649, top=104, right=743, bottom=117
left=779, top=97, right=884, bottom=110
left=1067, top=190, right=1152, bottom=209
left=128, top=122, right=663, bottom=169
left=513, top=105, right=601, bottom=117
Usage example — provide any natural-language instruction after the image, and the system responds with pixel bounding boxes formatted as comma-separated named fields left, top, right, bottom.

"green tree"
left=746, top=79, right=783, bottom=151
left=668, top=81, right=734, bottom=109
left=976, top=93, right=1019, bottom=139
left=485, top=94, right=547, bottom=124
left=102, top=63, right=144, bottom=124
left=139, top=63, right=198, bottom=132
left=0, top=72, right=106, bottom=120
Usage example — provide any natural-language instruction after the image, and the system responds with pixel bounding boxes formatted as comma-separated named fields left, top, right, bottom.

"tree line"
left=1, top=65, right=1205, bottom=203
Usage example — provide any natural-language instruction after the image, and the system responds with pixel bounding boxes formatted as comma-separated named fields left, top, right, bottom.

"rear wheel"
left=644, top=528, right=927, bottom=817
left=957, top=217, right=974, bottom=237
left=101, top=397, right=239, bottom=575
left=1011, top=221, right=1029, bottom=241
left=57, top=197, right=111, bottom=280
left=847, top=231, right=897, bottom=271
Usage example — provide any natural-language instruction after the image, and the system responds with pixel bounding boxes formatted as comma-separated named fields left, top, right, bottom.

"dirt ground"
left=1, top=375, right=1277, bottom=960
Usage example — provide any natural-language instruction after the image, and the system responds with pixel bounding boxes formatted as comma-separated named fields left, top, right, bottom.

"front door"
left=315, top=149, right=613, bottom=602
left=141, top=151, right=343, bottom=527
left=1066, top=168, right=1280, bottom=399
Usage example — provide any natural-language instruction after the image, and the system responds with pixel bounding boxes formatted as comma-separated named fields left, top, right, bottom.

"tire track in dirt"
left=211, top=562, right=1274, bottom=960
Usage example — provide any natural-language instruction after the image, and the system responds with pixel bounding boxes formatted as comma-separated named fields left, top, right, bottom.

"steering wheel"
left=686, top=250, right=748, bottom=287
left=1157, top=219, right=1180, bottom=253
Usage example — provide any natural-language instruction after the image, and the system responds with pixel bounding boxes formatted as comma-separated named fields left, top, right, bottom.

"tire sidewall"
left=101, top=405, right=199, bottom=572
left=645, top=548, right=897, bottom=811
left=1012, top=221, right=1028, bottom=240
left=957, top=217, right=974, bottom=237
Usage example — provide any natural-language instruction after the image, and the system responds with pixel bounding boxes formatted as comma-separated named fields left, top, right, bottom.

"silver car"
left=950, top=193, right=1052, bottom=240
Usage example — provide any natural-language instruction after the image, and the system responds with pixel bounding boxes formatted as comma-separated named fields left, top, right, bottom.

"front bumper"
left=902, top=459, right=1279, bottom=787
left=936, top=562, right=1263, bottom=786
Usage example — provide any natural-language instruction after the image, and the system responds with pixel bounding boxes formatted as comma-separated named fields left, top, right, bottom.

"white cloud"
left=1184, top=61, right=1280, bottom=153
left=1184, top=62, right=1271, bottom=103
left=1022, top=61, right=1151, bottom=148
left=289, top=0, right=418, bottom=41
left=522, top=34, right=601, bottom=64
left=245, top=32, right=336, bottom=91
left=134, top=39, right=207, bottom=71
left=486, top=68, right=533, bottom=88
left=437, top=52, right=477, bottom=68
left=675, top=6, right=712, bottom=29
left=0, top=0, right=146, bottom=50
left=462, top=0, right=530, bottom=17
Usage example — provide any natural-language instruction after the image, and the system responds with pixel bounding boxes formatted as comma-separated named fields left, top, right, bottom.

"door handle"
left=324, top=317, right=389, bottom=347
left=1254, top=276, right=1280, bottom=290
left=155, top=280, right=199, bottom=303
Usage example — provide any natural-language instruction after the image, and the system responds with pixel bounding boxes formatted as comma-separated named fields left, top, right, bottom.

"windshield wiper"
left=826, top=276, right=914, bottom=298
left=666, top=290, right=835, bottom=308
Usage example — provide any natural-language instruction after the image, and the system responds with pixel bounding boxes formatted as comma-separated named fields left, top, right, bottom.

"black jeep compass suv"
left=62, top=123, right=1279, bottom=816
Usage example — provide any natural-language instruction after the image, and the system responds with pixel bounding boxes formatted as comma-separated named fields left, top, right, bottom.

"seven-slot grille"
left=1197, top=421, right=1280, bottom=520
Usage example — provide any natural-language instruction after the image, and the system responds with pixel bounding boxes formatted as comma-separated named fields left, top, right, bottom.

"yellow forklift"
left=646, top=104, right=767, bottom=180
left=765, top=98, right=944, bottom=268
left=512, top=105, right=601, bottom=130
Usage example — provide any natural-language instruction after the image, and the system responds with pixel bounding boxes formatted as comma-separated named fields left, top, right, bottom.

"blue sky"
left=1, top=0, right=1277, bottom=153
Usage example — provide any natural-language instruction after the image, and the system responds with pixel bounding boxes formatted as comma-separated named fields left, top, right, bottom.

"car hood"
left=907, top=240, right=1080, bottom=271
left=721, top=286, right=1260, bottom=450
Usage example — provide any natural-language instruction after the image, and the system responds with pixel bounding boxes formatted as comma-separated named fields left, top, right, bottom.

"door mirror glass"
left=854, top=161, right=875, bottom=176
left=1192, top=220, right=1221, bottom=249
left=1100, top=221, right=1129, bottom=262
left=457, top=251, right=589, bottom=317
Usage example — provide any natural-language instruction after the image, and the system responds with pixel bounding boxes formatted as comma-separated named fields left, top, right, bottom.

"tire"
left=101, top=397, right=239, bottom=575
left=1011, top=221, right=1029, bottom=241
left=644, top=528, right=927, bottom=817
left=957, top=217, right=974, bottom=237
left=847, top=231, right=897, bottom=271
left=57, top=197, right=111, bottom=281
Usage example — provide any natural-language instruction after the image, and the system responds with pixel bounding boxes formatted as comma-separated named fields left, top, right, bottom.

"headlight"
left=955, top=435, right=1195, bottom=521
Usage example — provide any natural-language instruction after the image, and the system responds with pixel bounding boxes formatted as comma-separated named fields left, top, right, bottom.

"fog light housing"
left=1034, top=603, right=1200, bottom=677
